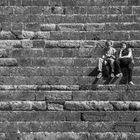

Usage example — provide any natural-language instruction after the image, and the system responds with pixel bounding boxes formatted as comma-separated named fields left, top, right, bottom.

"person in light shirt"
left=97, top=40, right=121, bottom=79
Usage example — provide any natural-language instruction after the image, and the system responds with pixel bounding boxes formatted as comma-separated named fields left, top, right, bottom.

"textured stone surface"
left=0, top=111, right=81, bottom=121
left=65, top=101, right=140, bottom=111
left=82, top=111, right=140, bottom=122
left=0, top=121, right=139, bottom=133
left=0, top=1, right=140, bottom=138
left=1, top=132, right=140, bottom=140
left=0, top=85, right=79, bottom=90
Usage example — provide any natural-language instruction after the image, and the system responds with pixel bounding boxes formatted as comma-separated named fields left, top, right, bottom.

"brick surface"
left=65, top=101, right=140, bottom=111
left=0, top=101, right=46, bottom=111
left=0, top=85, right=79, bottom=90
left=0, top=0, right=139, bottom=138
left=82, top=111, right=140, bottom=122
left=0, top=121, right=137, bottom=132
left=0, top=111, right=80, bottom=121
left=2, top=132, right=140, bottom=140
left=72, top=90, right=140, bottom=101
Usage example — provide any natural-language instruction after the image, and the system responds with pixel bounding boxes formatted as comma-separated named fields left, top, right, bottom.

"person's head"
left=105, top=40, right=113, bottom=49
left=121, top=42, right=127, bottom=49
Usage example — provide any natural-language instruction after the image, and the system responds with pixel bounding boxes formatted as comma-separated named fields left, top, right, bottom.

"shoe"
left=129, top=81, right=135, bottom=85
left=110, top=73, right=115, bottom=78
left=97, top=72, right=102, bottom=79
left=116, top=73, right=123, bottom=78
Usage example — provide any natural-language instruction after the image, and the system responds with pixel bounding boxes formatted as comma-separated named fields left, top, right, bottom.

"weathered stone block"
left=20, top=132, right=87, bottom=140
left=33, top=40, right=45, bottom=48
left=32, top=0, right=49, bottom=6
left=24, top=23, right=40, bottom=31
left=0, top=122, right=17, bottom=133
left=85, top=23, right=105, bottom=31
left=128, top=0, right=140, bottom=5
left=30, top=6, right=43, bottom=14
left=73, top=6, right=87, bottom=14
left=13, top=6, right=30, bottom=14
left=3, top=6, right=13, bottom=15
left=11, top=14, right=24, bottom=22
left=0, top=58, right=17, bottom=66
left=44, top=15, right=62, bottom=23
left=0, top=101, right=46, bottom=111
left=130, top=31, right=140, bottom=40
left=9, top=0, right=22, bottom=6
left=0, top=0, right=8, bottom=6
left=22, top=0, right=32, bottom=6
left=48, top=103, right=64, bottom=111
left=57, top=24, right=84, bottom=31
left=40, top=24, right=56, bottom=31
left=45, top=48, right=62, bottom=57
left=61, top=0, right=77, bottom=6
left=0, top=15, right=11, bottom=22
left=65, top=101, right=113, bottom=111
left=32, top=31, right=50, bottom=40
left=133, top=6, right=140, bottom=14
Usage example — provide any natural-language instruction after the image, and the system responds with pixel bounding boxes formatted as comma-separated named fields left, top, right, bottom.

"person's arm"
left=102, top=55, right=105, bottom=59
left=111, top=49, right=117, bottom=59
left=121, top=48, right=132, bottom=58
left=119, top=49, right=122, bottom=58
left=106, top=48, right=116, bottom=59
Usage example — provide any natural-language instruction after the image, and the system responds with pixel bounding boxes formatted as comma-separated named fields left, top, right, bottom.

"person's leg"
left=119, top=58, right=134, bottom=84
left=107, top=58, right=115, bottom=77
left=98, top=58, right=104, bottom=72
left=114, top=59, right=123, bottom=77
left=128, top=62, right=134, bottom=85
left=97, top=58, right=104, bottom=79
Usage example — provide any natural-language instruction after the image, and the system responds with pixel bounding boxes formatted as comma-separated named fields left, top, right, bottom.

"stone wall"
left=0, top=0, right=139, bottom=139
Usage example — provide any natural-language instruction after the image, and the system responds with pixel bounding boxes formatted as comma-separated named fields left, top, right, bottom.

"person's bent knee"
left=98, top=58, right=104, bottom=62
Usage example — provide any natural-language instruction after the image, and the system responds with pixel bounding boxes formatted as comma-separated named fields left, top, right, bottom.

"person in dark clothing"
left=117, top=42, right=134, bottom=85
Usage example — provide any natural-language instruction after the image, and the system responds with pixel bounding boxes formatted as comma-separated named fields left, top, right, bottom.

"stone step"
left=0, top=111, right=140, bottom=122
left=0, top=121, right=139, bottom=133
left=0, top=90, right=140, bottom=102
left=0, top=89, right=139, bottom=102
left=6, top=14, right=139, bottom=24
left=1, top=6, right=137, bottom=16
left=0, top=47, right=140, bottom=58
left=0, top=111, right=81, bottom=121
left=0, top=66, right=139, bottom=76
left=0, top=101, right=140, bottom=111
left=0, top=76, right=138, bottom=85
left=0, top=85, right=79, bottom=90
left=81, top=111, right=140, bottom=122
left=1, top=132, right=140, bottom=140
left=5, top=22, right=140, bottom=33
left=0, top=90, right=72, bottom=101
left=1, top=31, right=140, bottom=40
left=4, top=0, right=140, bottom=6
left=5, top=132, right=140, bottom=140
left=80, top=84, right=140, bottom=90
left=0, top=40, right=140, bottom=49
left=72, top=90, right=140, bottom=101
left=36, top=22, right=140, bottom=32
left=1, top=57, right=139, bottom=67
left=65, top=101, right=140, bottom=111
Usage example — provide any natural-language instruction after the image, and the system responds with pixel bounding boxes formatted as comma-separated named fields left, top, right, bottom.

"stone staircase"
left=0, top=0, right=140, bottom=139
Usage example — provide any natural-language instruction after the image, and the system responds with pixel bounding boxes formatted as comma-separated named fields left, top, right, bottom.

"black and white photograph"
left=0, top=0, right=139, bottom=139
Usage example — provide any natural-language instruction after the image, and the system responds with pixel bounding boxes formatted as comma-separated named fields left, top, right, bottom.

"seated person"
left=97, top=40, right=117, bottom=79
left=117, top=42, right=134, bottom=85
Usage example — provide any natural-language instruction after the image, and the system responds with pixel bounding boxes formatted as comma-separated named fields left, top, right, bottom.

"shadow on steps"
left=88, top=66, right=130, bottom=85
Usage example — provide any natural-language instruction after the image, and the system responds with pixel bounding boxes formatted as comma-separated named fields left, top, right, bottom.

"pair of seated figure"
left=97, top=41, right=134, bottom=85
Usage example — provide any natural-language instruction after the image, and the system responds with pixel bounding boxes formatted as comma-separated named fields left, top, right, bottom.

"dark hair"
left=105, top=40, right=113, bottom=47
left=121, top=42, right=128, bottom=48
